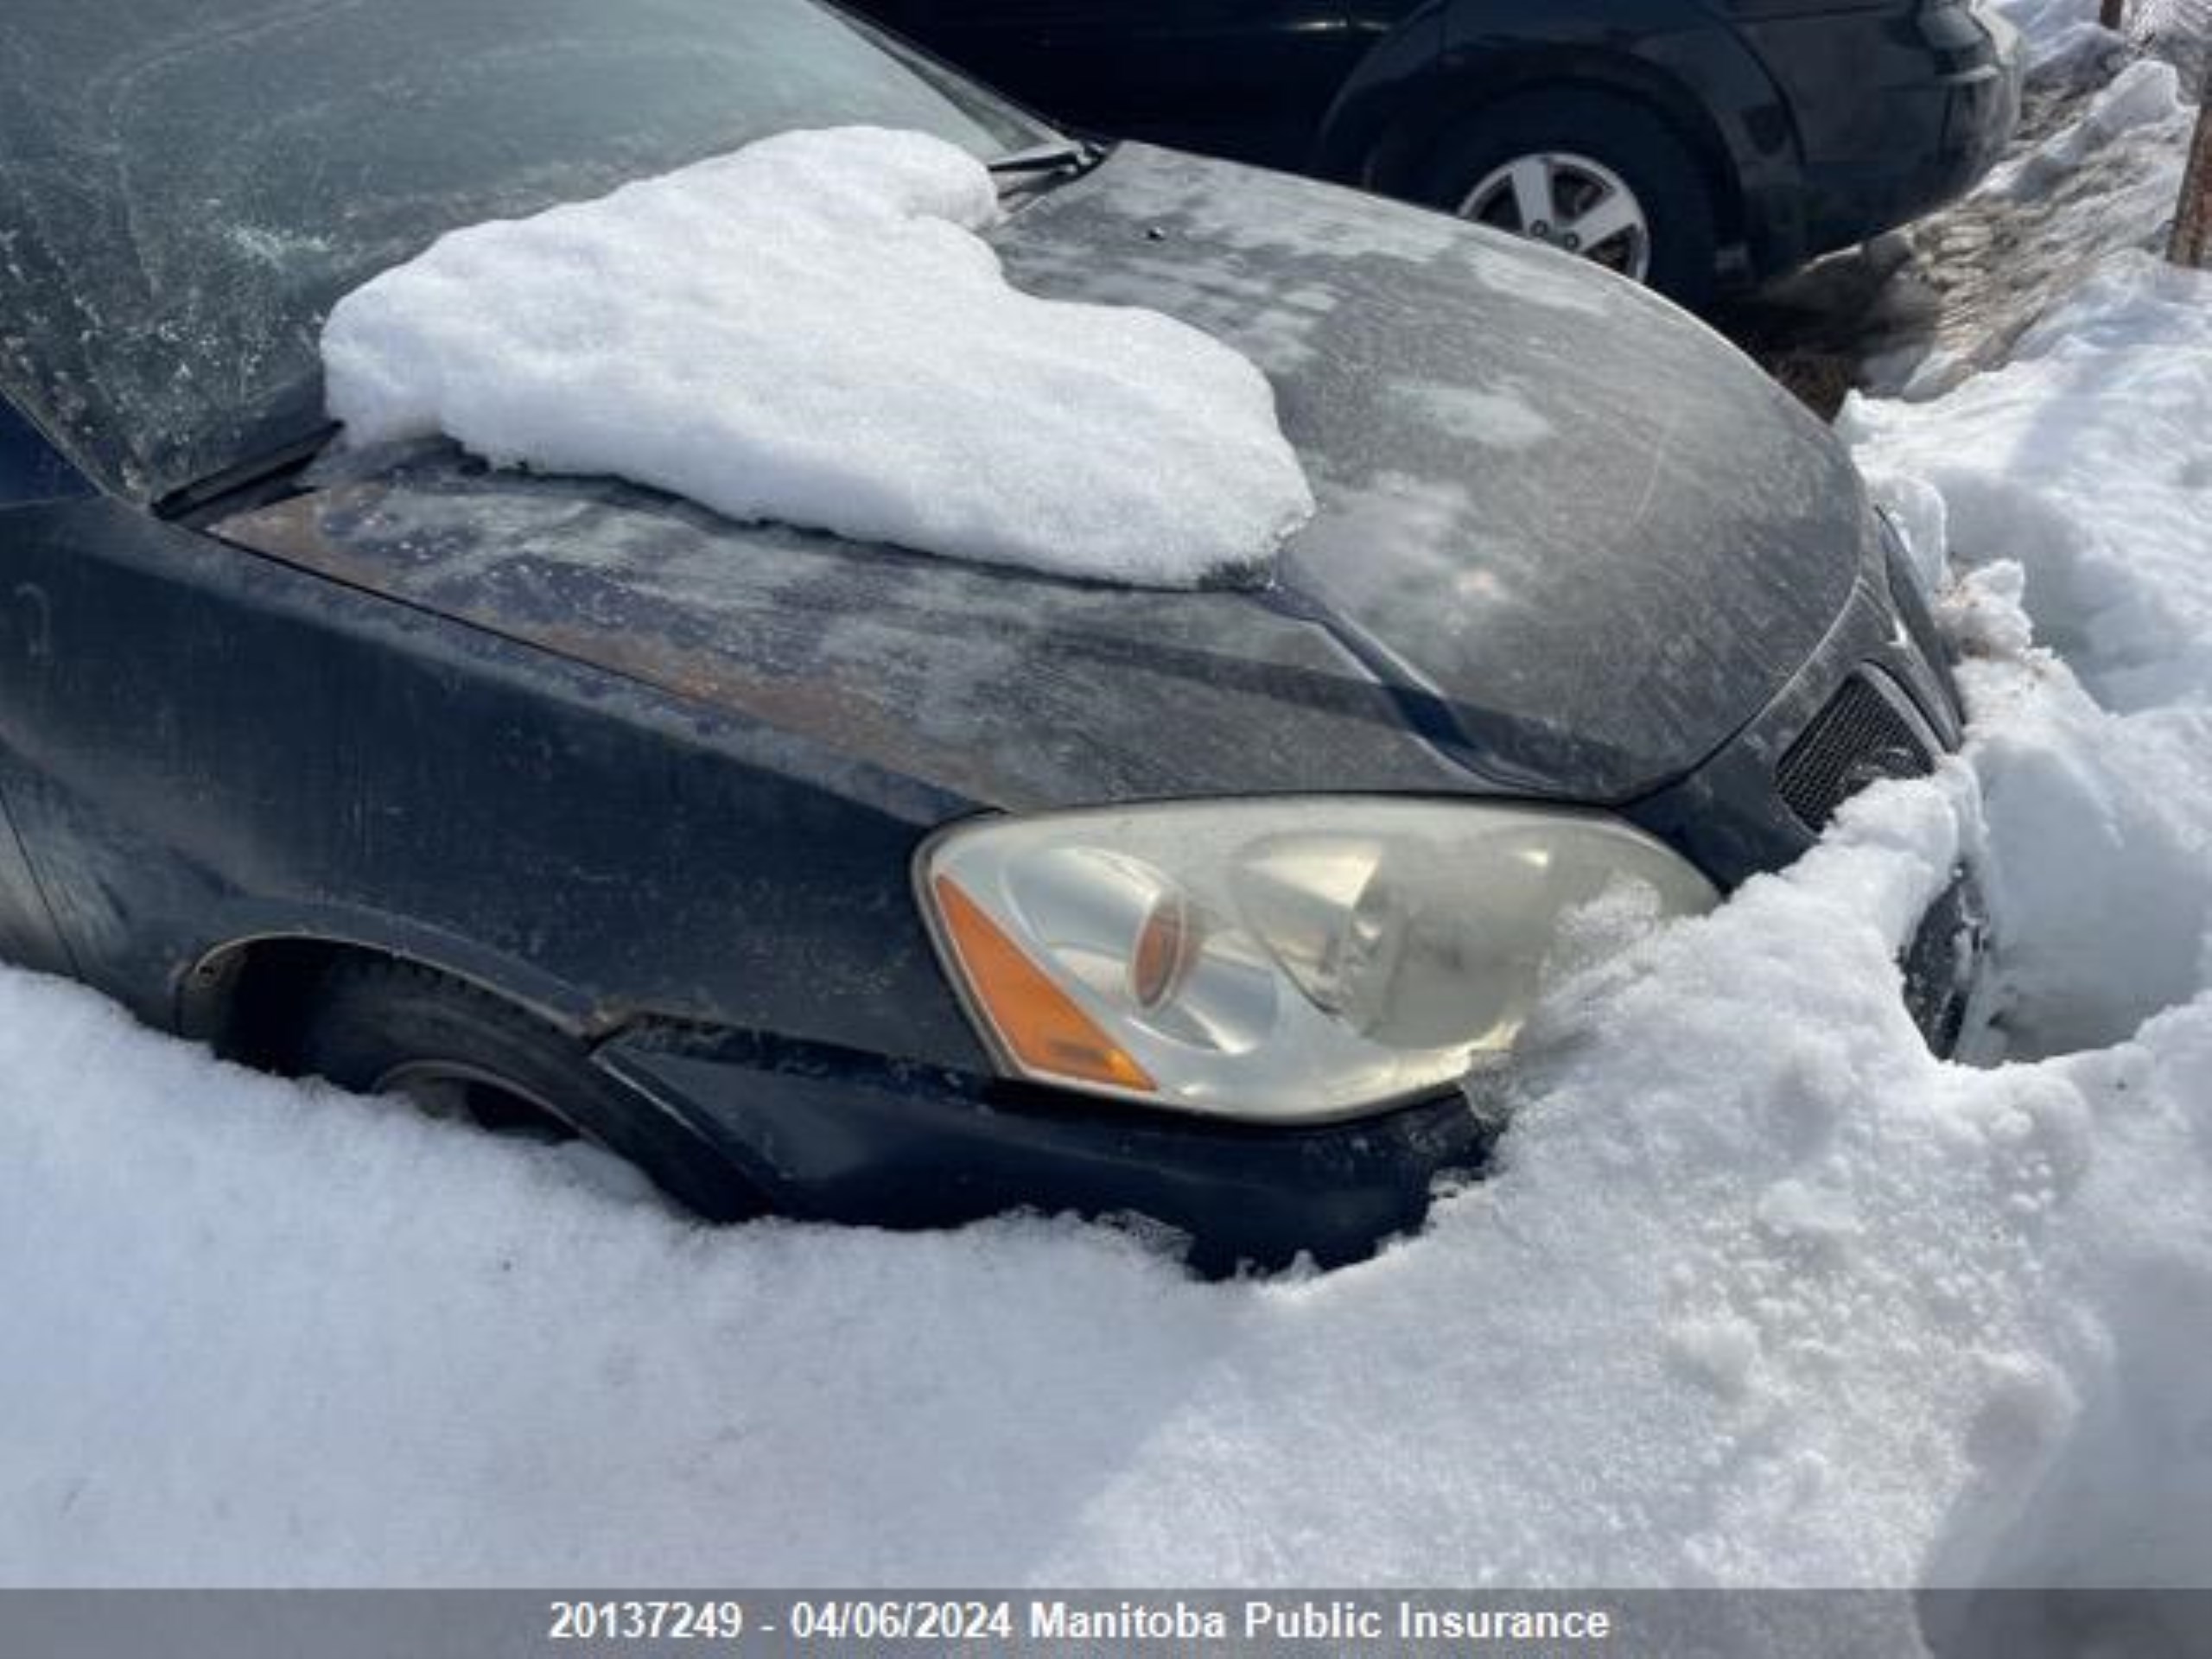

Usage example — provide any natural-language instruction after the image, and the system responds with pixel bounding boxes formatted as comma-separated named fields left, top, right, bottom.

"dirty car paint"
left=218, top=146, right=1868, bottom=814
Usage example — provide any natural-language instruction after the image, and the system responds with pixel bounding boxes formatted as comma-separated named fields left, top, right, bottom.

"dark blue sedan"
left=0, top=0, right=1980, bottom=1271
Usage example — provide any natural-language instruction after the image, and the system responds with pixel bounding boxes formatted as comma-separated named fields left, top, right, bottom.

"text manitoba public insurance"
left=1029, top=1600, right=1613, bottom=1642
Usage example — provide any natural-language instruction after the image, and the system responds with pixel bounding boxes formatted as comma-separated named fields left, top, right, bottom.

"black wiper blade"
left=156, top=423, right=338, bottom=519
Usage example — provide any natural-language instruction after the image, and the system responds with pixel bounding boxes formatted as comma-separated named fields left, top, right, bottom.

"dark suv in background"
left=847, top=0, right=2022, bottom=305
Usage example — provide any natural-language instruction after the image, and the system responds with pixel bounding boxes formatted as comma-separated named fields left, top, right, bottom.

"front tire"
left=1417, top=89, right=1721, bottom=309
left=296, top=957, right=760, bottom=1223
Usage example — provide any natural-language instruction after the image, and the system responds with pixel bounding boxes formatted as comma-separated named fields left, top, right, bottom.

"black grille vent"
left=1777, top=673, right=1934, bottom=832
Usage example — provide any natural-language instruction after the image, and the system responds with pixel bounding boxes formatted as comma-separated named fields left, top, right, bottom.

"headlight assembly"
left=918, top=798, right=1717, bottom=1122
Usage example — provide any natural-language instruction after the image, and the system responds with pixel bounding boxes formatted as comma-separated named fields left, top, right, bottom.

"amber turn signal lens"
left=932, top=874, right=1155, bottom=1093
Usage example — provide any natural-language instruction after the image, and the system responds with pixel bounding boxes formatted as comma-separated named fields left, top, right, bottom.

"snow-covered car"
left=0, top=0, right=1980, bottom=1269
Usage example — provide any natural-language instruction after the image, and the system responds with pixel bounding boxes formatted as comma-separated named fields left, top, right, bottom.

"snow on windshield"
left=321, top=126, right=1315, bottom=588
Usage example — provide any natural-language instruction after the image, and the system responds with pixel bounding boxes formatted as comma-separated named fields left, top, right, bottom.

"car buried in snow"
left=0, top=0, right=1980, bottom=1271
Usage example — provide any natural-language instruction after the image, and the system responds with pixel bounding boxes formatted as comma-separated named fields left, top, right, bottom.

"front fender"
left=0, top=495, right=992, bottom=1071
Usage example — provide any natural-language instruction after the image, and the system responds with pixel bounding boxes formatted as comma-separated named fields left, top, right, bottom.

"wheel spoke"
left=1565, top=190, right=1643, bottom=251
left=1505, top=158, right=1553, bottom=232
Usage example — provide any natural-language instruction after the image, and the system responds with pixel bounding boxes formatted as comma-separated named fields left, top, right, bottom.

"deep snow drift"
left=4, top=19, right=2210, bottom=1622
left=321, top=125, right=1313, bottom=588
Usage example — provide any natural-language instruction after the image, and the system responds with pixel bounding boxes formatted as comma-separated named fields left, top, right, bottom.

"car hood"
left=217, top=144, right=1866, bottom=812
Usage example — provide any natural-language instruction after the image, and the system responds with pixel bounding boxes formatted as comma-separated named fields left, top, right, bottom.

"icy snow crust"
left=321, top=127, right=1315, bottom=588
left=5, top=41, right=2211, bottom=1616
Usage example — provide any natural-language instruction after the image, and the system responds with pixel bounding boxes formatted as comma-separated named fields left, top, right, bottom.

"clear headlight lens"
left=918, top=798, right=1718, bottom=1122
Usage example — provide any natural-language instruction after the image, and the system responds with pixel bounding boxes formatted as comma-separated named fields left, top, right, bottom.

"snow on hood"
left=320, top=126, right=1314, bottom=588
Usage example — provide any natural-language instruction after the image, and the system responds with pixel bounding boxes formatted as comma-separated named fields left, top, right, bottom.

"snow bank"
left=1986, top=58, right=2187, bottom=200
left=321, top=127, right=1314, bottom=589
left=1845, top=251, right=2212, bottom=1059
left=5, top=56, right=2212, bottom=1627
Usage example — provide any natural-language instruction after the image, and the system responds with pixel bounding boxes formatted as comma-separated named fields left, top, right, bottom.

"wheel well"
left=188, top=934, right=770, bottom=1223
left=185, top=936, right=582, bottom=1075
left=1365, top=67, right=1746, bottom=249
left=188, top=937, right=362, bottom=1072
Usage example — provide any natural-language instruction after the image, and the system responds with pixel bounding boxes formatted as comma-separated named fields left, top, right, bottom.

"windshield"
left=0, top=0, right=1053, bottom=501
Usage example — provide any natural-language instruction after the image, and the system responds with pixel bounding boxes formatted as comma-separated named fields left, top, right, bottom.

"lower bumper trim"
left=597, top=1026, right=1497, bottom=1274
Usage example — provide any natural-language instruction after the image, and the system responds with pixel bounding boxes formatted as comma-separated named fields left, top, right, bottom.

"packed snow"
left=1984, top=56, right=2186, bottom=202
left=321, top=125, right=1313, bottom=589
left=3, top=22, right=2209, bottom=1630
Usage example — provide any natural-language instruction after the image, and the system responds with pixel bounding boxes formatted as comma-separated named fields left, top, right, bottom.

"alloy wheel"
left=1459, top=152, right=1653, bottom=283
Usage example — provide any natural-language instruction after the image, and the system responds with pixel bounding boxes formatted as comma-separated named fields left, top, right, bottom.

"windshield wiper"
left=155, top=423, right=339, bottom=520
left=987, top=139, right=1106, bottom=180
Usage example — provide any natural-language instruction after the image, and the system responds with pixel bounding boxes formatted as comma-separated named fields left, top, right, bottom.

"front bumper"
left=602, top=856, right=1981, bottom=1276
left=601, top=872, right=1981, bottom=1274
left=596, top=1024, right=1497, bottom=1274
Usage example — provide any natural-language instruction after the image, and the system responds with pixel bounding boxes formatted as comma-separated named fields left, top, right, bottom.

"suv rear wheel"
left=1419, top=89, right=1720, bottom=308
